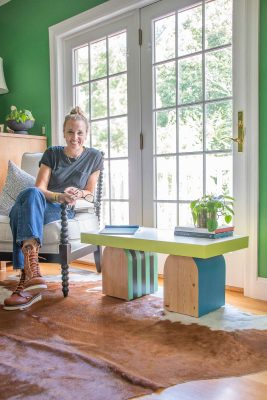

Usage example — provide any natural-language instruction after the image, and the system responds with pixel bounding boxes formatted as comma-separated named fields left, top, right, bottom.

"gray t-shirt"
left=39, top=146, right=103, bottom=193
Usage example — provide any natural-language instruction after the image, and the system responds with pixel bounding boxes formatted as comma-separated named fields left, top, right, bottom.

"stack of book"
left=174, top=225, right=234, bottom=239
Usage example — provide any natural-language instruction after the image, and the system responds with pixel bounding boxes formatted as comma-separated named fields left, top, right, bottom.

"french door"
left=141, top=0, right=248, bottom=287
left=64, top=0, right=249, bottom=288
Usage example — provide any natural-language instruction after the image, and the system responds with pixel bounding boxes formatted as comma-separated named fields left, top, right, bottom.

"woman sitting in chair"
left=3, top=107, right=103, bottom=311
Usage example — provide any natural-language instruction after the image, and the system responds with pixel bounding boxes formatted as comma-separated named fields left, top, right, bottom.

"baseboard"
left=225, top=285, right=244, bottom=293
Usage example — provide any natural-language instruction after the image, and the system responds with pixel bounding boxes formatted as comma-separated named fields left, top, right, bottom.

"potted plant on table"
left=190, top=194, right=234, bottom=232
left=6, top=105, right=35, bottom=134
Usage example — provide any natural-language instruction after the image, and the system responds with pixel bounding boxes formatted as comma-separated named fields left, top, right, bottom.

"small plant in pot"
left=190, top=194, right=234, bottom=232
left=6, top=105, right=35, bottom=134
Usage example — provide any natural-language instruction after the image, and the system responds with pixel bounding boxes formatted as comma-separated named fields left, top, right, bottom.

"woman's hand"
left=64, top=187, right=83, bottom=199
left=57, top=192, right=77, bottom=205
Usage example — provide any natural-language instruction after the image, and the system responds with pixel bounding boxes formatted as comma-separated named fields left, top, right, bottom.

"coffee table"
left=81, top=228, right=249, bottom=317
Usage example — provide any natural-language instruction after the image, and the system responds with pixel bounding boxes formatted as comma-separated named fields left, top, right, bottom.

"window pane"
left=206, top=153, right=232, bottom=196
left=157, top=202, right=177, bottom=229
left=156, top=109, right=176, bottom=154
left=91, top=79, right=107, bottom=119
left=102, top=164, right=109, bottom=199
left=110, top=159, right=128, bottom=199
left=91, top=120, right=108, bottom=155
left=179, top=155, right=203, bottom=200
left=178, top=55, right=202, bottom=104
left=108, top=32, right=127, bottom=75
left=90, top=39, right=107, bottom=80
left=205, top=0, right=232, bottom=49
left=205, top=48, right=232, bottom=100
left=206, top=100, right=232, bottom=150
left=178, top=4, right=202, bottom=56
left=75, top=84, right=89, bottom=118
left=179, top=203, right=194, bottom=226
left=111, top=202, right=129, bottom=224
left=156, top=156, right=176, bottom=200
left=179, top=105, right=203, bottom=152
left=154, top=14, right=176, bottom=63
left=155, top=61, right=176, bottom=108
left=109, top=74, right=127, bottom=116
left=110, top=117, right=128, bottom=157
left=74, top=46, right=88, bottom=84
left=102, top=200, right=110, bottom=225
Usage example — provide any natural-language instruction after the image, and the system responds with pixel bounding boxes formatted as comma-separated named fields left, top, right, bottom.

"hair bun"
left=69, top=106, right=85, bottom=116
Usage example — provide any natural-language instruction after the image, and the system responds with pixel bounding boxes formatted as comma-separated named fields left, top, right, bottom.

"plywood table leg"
left=0, top=261, right=7, bottom=271
left=102, top=247, right=158, bottom=300
left=164, top=255, right=225, bottom=317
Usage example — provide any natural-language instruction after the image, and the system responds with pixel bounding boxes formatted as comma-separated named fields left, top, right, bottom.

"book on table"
left=99, top=225, right=140, bottom=235
left=174, top=226, right=234, bottom=239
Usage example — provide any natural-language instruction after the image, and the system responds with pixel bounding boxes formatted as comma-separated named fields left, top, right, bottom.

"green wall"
left=259, top=0, right=267, bottom=277
left=0, top=0, right=267, bottom=277
left=0, top=0, right=107, bottom=143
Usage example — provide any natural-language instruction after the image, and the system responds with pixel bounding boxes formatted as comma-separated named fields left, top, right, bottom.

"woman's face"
left=64, top=119, right=88, bottom=150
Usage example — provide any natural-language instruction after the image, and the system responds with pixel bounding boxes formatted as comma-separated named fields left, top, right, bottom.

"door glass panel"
left=91, top=120, right=108, bottom=155
left=110, top=117, right=128, bottom=157
left=179, top=105, right=203, bottom=152
left=205, top=48, right=232, bottom=100
left=90, top=39, right=107, bottom=80
left=151, top=0, right=233, bottom=229
left=73, top=30, right=129, bottom=225
left=110, top=159, right=129, bottom=199
left=156, top=156, right=177, bottom=200
left=154, top=14, right=176, bottom=63
left=179, top=155, right=203, bottom=200
left=74, top=85, right=89, bottom=118
left=178, top=55, right=202, bottom=104
left=74, top=46, right=89, bottom=84
left=109, top=74, right=127, bottom=116
left=156, top=109, right=176, bottom=154
left=157, top=202, right=177, bottom=229
left=178, top=4, right=202, bottom=56
left=205, top=0, right=232, bottom=49
left=206, top=100, right=232, bottom=150
left=155, top=61, right=176, bottom=108
left=108, top=32, right=127, bottom=74
left=206, top=153, right=232, bottom=196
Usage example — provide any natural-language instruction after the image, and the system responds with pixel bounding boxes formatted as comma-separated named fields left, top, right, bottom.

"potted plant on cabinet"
left=190, top=194, right=234, bottom=232
left=6, top=105, right=35, bottom=134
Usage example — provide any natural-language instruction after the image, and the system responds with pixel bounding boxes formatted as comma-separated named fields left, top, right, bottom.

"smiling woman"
left=3, top=106, right=104, bottom=311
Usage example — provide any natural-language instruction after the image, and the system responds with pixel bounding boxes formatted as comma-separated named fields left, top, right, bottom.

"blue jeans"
left=9, top=187, right=75, bottom=270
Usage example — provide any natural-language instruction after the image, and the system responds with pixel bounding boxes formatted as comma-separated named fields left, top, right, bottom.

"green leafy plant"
left=6, top=105, right=35, bottom=123
left=190, top=194, right=234, bottom=232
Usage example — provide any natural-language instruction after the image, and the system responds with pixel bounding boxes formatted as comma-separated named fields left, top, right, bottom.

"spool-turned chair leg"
left=61, top=263, right=69, bottom=297
left=94, top=246, right=102, bottom=273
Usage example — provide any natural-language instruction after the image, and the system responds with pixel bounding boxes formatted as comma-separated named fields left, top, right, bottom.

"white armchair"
left=0, top=152, right=103, bottom=297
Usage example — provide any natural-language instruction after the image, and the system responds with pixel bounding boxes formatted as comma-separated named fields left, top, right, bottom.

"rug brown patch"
left=1, top=280, right=267, bottom=400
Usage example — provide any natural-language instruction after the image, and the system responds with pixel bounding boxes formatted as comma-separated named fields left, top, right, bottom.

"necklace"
left=64, top=147, right=84, bottom=164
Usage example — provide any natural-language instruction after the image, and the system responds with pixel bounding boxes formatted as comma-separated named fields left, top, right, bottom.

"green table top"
left=81, top=227, right=249, bottom=259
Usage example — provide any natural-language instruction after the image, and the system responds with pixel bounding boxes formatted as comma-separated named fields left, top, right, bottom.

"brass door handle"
left=222, top=136, right=243, bottom=144
left=222, top=111, right=244, bottom=152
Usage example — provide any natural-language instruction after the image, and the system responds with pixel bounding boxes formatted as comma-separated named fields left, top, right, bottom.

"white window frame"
left=49, top=0, right=264, bottom=300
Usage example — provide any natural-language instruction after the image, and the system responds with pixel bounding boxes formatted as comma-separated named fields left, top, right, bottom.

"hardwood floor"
left=1, top=262, right=267, bottom=400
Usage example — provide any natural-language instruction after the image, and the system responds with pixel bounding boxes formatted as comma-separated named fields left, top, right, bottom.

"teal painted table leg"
left=102, top=247, right=158, bottom=300
left=164, top=255, right=225, bottom=317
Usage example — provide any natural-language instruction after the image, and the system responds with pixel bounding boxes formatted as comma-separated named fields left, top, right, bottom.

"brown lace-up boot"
left=22, top=242, right=47, bottom=291
left=3, top=270, right=42, bottom=311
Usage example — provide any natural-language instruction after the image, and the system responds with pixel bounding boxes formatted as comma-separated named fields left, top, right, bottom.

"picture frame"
left=0, top=124, right=4, bottom=133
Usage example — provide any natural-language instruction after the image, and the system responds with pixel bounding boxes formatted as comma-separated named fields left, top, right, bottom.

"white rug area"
left=152, top=286, right=267, bottom=331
